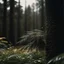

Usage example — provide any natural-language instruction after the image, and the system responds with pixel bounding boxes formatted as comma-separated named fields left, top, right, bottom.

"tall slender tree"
left=24, top=0, right=27, bottom=34
left=2, top=0, right=7, bottom=37
left=32, top=3, right=35, bottom=30
left=26, top=5, right=32, bottom=31
left=36, top=0, right=45, bottom=31
left=45, top=0, right=63, bottom=62
left=9, top=0, right=15, bottom=45
left=0, top=3, right=3, bottom=36
left=17, top=0, right=22, bottom=39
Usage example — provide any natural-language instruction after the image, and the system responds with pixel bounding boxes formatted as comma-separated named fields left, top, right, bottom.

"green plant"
left=17, top=29, right=45, bottom=51
left=47, top=53, right=64, bottom=64
left=0, top=51, right=46, bottom=64
left=0, top=37, right=12, bottom=48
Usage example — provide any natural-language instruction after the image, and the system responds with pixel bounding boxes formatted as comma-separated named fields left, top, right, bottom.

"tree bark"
left=41, top=0, right=45, bottom=31
left=17, top=0, right=21, bottom=39
left=9, top=0, right=15, bottom=45
left=45, top=0, right=63, bottom=62
left=3, top=0, right=7, bottom=37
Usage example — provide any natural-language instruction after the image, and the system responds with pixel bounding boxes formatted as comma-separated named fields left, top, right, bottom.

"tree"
left=9, top=0, right=15, bottom=45
left=24, top=0, right=27, bottom=34
left=0, top=2, right=3, bottom=36
left=24, top=5, right=32, bottom=33
left=17, top=0, right=23, bottom=40
left=45, top=0, right=63, bottom=62
left=26, top=5, right=32, bottom=31
left=2, top=0, right=7, bottom=37
left=9, top=0, right=23, bottom=45
left=32, top=3, right=35, bottom=30
left=36, top=0, right=45, bottom=31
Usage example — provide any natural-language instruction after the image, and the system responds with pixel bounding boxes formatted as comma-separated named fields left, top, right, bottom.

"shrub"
left=0, top=51, right=46, bottom=64
left=47, top=53, right=64, bottom=64
left=16, top=30, right=45, bottom=51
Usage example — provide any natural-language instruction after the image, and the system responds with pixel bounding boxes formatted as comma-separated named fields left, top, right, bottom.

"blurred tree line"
left=0, top=0, right=42, bottom=45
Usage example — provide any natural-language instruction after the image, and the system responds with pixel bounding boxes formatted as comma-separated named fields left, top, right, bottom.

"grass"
left=0, top=30, right=46, bottom=64
left=0, top=48, right=46, bottom=64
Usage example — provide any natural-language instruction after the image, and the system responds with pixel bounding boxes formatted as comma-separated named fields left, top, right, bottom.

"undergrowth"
left=0, top=49, right=46, bottom=64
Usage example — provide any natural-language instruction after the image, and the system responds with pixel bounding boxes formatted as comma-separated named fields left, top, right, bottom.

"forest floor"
left=0, top=46, right=46, bottom=64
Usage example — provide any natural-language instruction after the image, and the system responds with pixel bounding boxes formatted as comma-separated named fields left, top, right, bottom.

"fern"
left=47, top=53, right=64, bottom=64
left=16, top=29, right=45, bottom=51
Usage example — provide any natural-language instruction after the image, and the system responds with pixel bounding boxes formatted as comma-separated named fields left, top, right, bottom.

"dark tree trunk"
left=3, top=0, right=7, bottom=37
left=24, top=0, right=27, bottom=34
left=17, top=0, right=21, bottom=39
left=32, top=3, right=35, bottom=30
left=9, top=0, right=15, bottom=45
left=41, top=0, right=45, bottom=31
left=45, top=0, right=63, bottom=62
left=24, top=9, right=27, bottom=34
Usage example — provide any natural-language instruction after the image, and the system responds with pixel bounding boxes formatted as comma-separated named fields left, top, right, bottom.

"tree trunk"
left=9, top=0, right=15, bottom=45
left=24, top=0, right=27, bottom=34
left=41, top=0, right=45, bottom=31
left=17, top=0, right=21, bottom=39
left=3, top=0, right=7, bottom=37
left=45, top=0, right=63, bottom=62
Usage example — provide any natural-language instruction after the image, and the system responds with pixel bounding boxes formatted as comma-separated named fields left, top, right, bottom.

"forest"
left=0, top=0, right=63, bottom=64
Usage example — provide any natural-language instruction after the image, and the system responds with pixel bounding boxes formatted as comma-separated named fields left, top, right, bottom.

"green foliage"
left=47, top=53, right=64, bottom=64
left=0, top=43, right=7, bottom=49
left=17, top=29, right=45, bottom=51
left=0, top=51, right=45, bottom=64
left=0, top=37, right=12, bottom=49
left=36, top=0, right=43, bottom=9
